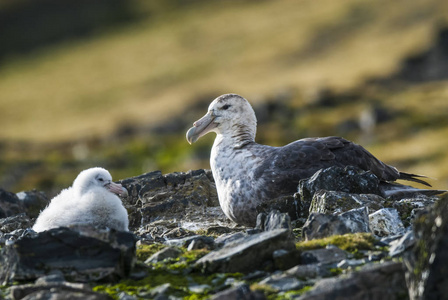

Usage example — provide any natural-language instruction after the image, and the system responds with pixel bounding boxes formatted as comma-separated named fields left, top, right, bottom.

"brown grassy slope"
left=0, top=0, right=446, bottom=141
left=0, top=0, right=448, bottom=193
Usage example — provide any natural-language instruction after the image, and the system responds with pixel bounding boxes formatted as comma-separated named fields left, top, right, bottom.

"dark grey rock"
left=255, top=210, right=292, bottom=232
left=164, top=235, right=215, bottom=250
left=10, top=278, right=111, bottom=300
left=20, top=289, right=112, bottom=300
left=35, top=273, right=66, bottom=284
left=118, top=292, right=138, bottom=300
left=284, top=263, right=332, bottom=279
left=259, top=274, right=305, bottom=292
left=0, top=226, right=137, bottom=283
left=195, top=229, right=295, bottom=273
left=144, top=247, right=182, bottom=264
left=144, top=283, right=175, bottom=299
left=215, top=232, right=248, bottom=248
left=302, top=207, right=370, bottom=240
left=297, top=261, right=408, bottom=300
left=298, top=166, right=382, bottom=211
left=336, top=259, right=366, bottom=269
left=272, top=249, right=301, bottom=271
left=211, top=284, right=266, bottom=300
left=309, top=190, right=384, bottom=215
left=0, top=213, right=32, bottom=233
left=369, top=208, right=405, bottom=237
left=15, top=190, right=49, bottom=219
left=301, top=246, right=348, bottom=265
left=392, top=197, right=436, bottom=228
left=0, top=189, right=25, bottom=219
left=119, top=169, right=229, bottom=230
left=162, top=227, right=195, bottom=239
left=256, top=195, right=304, bottom=225
left=403, top=193, right=448, bottom=300
left=388, top=231, right=414, bottom=257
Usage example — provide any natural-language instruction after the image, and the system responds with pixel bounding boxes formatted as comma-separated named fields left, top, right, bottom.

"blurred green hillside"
left=1, top=0, right=448, bottom=195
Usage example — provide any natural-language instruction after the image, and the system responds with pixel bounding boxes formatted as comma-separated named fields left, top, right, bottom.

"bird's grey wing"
left=252, top=136, right=404, bottom=197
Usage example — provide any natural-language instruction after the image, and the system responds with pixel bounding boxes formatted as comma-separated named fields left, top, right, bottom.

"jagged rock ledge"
left=0, top=166, right=446, bottom=299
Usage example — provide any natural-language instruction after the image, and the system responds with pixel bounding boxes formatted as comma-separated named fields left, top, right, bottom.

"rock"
left=388, top=230, right=414, bottom=257
left=272, top=249, right=301, bottom=271
left=255, top=210, right=292, bottom=232
left=259, top=274, right=305, bottom=292
left=15, top=190, right=49, bottom=219
left=0, top=189, right=25, bottom=219
left=215, top=232, right=248, bottom=248
left=10, top=275, right=111, bottom=300
left=0, top=213, right=32, bottom=233
left=195, top=229, right=296, bottom=273
left=369, top=208, right=405, bottom=237
left=301, top=246, right=348, bottom=265
left=143, top=283, right=176, bottom=299
left=403, top=193, right=448, bottom=300
left=392, top=197, right=436, bottom=228
left=298, top=166, right=382, bottom=210
left=302, top=207, right=370, bottom=240
left=144, top=247, right=182, bottom=264
left=0, top=226, right=137, bottom=283
left=164, top=235, right=215, bottom=250
left=211, top=284, right=266, bottom=300
left=256, top=195, right=304, bottom=224
left=336, top=259, right=366, bottom=269
left=309, top=190, right=384, bottom=215
left=119, top=169, right=232, bottom=231
left=284, top=263, right=332, bottom=279
left=297, top=261, right=408, bottom=300
left=162, top=227, right=195, bottom=239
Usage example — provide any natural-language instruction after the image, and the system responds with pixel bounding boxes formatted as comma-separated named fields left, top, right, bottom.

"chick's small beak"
left=186, top=111, right=217, bottom=144
left=107, top=182, right=129, bottom=197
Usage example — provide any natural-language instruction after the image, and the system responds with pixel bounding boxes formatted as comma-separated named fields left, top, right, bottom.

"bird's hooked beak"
left=106, top=181, right=129, bottom=197
left=186, top=110, right=218, bottom=144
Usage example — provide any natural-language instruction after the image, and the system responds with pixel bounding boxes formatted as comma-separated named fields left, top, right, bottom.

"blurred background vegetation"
left=1, top=0, right=448, bottom=197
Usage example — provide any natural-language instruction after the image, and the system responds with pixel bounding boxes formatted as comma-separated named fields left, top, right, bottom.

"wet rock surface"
left=0, top=167, right=445, bottom=299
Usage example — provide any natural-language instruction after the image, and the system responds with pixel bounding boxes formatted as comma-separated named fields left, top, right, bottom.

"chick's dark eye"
left=98, top=178, right=104, bottom=182
left=222, top=104, right=231, bottom=110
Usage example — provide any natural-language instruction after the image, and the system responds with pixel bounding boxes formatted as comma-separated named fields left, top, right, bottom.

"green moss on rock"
left=136, top=244, right=166, bottom=262
left=296, top=233, right=376, bottom=253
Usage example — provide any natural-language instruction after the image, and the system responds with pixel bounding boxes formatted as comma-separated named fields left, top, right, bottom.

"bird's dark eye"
left=98, top=178, right=104, bottom=182
left=222, top=104, right=231, bottom=110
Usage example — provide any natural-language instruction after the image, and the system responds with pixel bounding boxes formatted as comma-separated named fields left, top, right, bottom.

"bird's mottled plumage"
left=186, top=94, right=430, bottom=226
left=33, top=167, right=129, bottom=232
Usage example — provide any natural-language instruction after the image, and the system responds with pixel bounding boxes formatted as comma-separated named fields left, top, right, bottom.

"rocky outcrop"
left=10, top=274, right=112, bottom=300
left=0, top=189, right=26, bottom=219
left=0, top=225, right=136, bottom=284
left=297, top=261, right=408, bottom=300
left=195, top=229, right=297, bottom=273
left=404, top=193, right=448, bottom=300
left=302, top=207, right=370, bottom=240
left=119, top=169, right=231, bottom=231
left=0, top=167, right=445, bottom=299
left=298, top=166, right=440, bottom=240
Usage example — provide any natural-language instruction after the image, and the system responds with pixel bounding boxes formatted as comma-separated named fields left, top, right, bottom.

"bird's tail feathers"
left=399, top=172, right=432, bottom=187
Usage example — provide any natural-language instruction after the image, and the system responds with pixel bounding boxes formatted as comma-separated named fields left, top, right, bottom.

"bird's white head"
left=73, top=167, right=128, bottom=197
left=186, top=94, right=257, bottom=146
